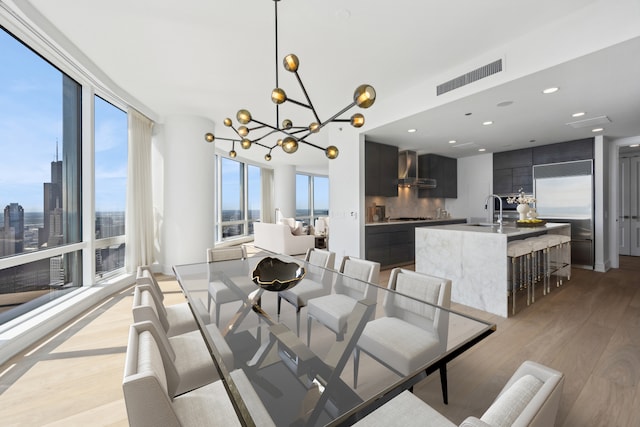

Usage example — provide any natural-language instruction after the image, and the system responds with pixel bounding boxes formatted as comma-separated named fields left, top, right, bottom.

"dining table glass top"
left=173, top=252, right=495, bottom=427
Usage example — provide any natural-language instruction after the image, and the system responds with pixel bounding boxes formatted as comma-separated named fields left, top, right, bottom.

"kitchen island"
left=415, top=222, right=570, bottom=317
left=365, top=218, right=467, bottom=268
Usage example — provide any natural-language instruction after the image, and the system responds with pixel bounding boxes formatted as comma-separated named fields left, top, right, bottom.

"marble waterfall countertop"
left=365, top=218, right=467, bottom=226
left=419, top=222, right=570, bottom=239
left=415, top=222, right=570, bottom=317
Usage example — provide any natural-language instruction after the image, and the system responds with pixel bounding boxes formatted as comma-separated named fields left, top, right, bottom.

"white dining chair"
left=132, top=279, right=198, bottom=338
left=277, top=248, right=336, bottom=336
left=122, top=323, right=240, bottom=427
left=306, top=256, right=380, bottom=346
left=206, top=246, right=256, bottom=326
left=353, top=268, right=451, bottom=402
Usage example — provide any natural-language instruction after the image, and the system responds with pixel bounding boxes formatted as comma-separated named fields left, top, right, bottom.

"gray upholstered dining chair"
left=122, top=322, right=239, bottom=427
left=127, top=316, right=224, bottom=397
left=277, top=247, right=336, bottom=336
left=353, top=268, right=451, bottom=395
left=132, top=277, right=198, bottom=338
left=206, top=246, right=256, bottom=326
left=306, top=256, right=380, bottom=346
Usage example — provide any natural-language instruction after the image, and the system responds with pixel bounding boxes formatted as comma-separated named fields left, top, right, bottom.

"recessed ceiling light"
left=542, top=87, right=559, bottom=94
left=572, top=112, right=586, bottom=117
left=529, top=139, right=536, bottom=143
left=448, top=140, right=457, bottom=144
left=407, top=128, right=417, bottom=133
left=592, top=128, right=604, bottom=132
left=630, top=144, right=640, bottom=148
left=465, top=112, right=472, bottom=116
left=483, top=121, right=493, bottom=126
left=497, top=101, right=513, bottom=107
left=478, top=148, right=486, bottom=152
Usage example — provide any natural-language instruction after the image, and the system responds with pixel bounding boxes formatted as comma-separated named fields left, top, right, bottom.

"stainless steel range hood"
left=397, top=150, right=437, bottom=188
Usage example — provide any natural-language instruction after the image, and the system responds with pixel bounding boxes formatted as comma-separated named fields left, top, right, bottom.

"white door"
left=619, top=157, right=630, bottom=255
left=631, top=156, right=640, bottom=256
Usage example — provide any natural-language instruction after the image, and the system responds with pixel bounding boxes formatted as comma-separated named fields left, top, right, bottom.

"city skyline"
left=0, top=29, right=127, bottom=213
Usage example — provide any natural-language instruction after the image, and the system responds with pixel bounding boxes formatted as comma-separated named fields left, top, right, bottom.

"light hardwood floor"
left=0, top=255, right=639, bottom=426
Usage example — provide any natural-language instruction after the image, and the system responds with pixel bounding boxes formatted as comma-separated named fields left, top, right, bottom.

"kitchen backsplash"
left=366, top=188, right=447, bottom=221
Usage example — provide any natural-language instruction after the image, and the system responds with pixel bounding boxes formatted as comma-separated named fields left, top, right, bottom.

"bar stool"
left=544, top=235, right=571, bottom=287
left=507, top=240, right=532, bottom=315
left=524, top=236, right=550, bottom=302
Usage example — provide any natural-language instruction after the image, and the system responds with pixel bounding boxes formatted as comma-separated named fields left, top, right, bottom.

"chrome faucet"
left=485, top=194, right=503, bottom=232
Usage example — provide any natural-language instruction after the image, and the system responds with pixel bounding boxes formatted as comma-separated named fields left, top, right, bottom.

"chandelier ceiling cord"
left=204, top=0, right=376, bottom=161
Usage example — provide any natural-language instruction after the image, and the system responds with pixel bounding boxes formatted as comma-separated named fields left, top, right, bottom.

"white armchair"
left=353, top=360, right=564, bottom=427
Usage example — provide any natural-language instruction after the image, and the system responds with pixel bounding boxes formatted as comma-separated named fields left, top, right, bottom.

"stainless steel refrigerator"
left=533, top=159, right=594, bottom=269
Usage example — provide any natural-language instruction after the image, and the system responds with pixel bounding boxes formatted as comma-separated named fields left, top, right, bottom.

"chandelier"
left=204, top=0, right=376, bottom=161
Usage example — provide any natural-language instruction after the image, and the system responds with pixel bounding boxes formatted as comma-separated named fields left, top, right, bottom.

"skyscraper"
left=1, top=203, right=25, bottom=255
left=41, top=144, right=63, bottom=248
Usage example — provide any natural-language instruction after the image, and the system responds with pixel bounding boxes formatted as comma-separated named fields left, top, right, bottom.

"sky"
left=0, top=28, right=127, bottom=213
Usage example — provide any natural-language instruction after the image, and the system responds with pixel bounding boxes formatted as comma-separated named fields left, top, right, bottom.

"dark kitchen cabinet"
left=365, top=219, right=466, bottom=268
left=493, top=139, right=594, bottom=195
left=365, top=141, right=398, bottom=197
left=493, top=148, right=533, bottom=194
left=532, top=138, right=593, bottom=164
left=417, top=154, right=457, bottom=198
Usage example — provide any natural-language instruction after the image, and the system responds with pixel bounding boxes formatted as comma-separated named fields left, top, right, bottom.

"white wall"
left=447, top=153, right=494, bottom=222
left=158, top=115, right=216, bottom=273
left=327, top=127, right=364, bottom=267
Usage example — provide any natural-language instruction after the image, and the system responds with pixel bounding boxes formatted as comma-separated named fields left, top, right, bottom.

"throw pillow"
left=292, top=221, right=305, bottom=235
left=278, top=217, right=296, bottom=232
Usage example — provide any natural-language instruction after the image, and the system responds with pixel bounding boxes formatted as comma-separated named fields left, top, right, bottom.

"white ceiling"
left=16, top=0, right=640, bottom=169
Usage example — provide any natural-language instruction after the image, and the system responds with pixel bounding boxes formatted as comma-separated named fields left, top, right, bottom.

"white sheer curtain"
left=124, top=108, right=154, bottom=272
left=261, top=168, right=274, bottom=223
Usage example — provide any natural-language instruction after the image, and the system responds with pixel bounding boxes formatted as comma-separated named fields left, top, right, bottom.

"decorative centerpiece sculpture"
left=507, top=188, right=536, bottom=221
left=508, top=188, right=545, bottom=226
left=251, top=257, right=306, bottom=292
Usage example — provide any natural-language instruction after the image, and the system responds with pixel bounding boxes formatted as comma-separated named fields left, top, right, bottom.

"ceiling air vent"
left=437, top=59, right=503, bottom=96
left=565, top=115, right=611, bottom=129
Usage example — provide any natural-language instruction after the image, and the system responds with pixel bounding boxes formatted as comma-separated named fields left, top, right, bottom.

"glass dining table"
left=173, top=252, right=496, bottom=427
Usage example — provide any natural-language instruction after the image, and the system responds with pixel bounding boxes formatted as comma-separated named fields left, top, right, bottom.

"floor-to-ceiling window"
left=0, top=28, right=83, bottom=324
left=94, top=95, right=127, bottom=278
left=296, top=173, right=329, bottom=226
left=296, top=174, right=311, bottom=223
left=215, top=155, right=262, bottom=242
